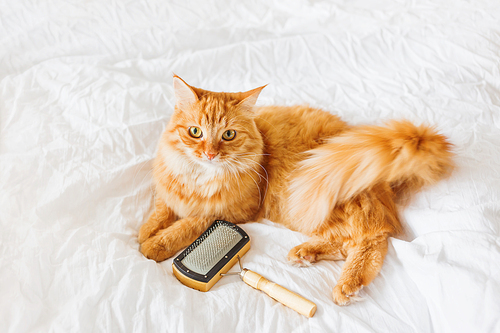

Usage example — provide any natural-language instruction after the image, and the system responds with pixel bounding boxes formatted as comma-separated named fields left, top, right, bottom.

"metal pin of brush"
left=172, top=220, right=317, bottom=318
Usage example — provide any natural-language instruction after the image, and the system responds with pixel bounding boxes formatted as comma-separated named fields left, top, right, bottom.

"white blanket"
left=1, top=0, right=499, bottom=332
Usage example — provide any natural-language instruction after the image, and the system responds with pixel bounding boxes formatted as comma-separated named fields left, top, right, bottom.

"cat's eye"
left=188, top=126, right=203, bottom=138
left=222, top=130, right=236, bottom=141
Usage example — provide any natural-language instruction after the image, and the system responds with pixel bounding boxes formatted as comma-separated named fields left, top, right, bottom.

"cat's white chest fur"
left=157, top=145, right=260, bottom=219
left=161, top=146, right=226, bottom=197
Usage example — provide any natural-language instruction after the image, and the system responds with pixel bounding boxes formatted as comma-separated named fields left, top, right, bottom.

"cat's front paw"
left=140, top=233, right=177, bottom=262
left=332, top=280, right=364, bottom=306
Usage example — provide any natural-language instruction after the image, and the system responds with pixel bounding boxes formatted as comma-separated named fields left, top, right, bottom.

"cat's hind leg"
left=138, top=199, right=176, bottom=244
left=332, top=235, right=388, bottom=306
left=287, top=236, right=347, bottom=267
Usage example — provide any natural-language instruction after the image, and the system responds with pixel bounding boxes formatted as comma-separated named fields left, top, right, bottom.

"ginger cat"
left=138, top=75, right=454, bottom=305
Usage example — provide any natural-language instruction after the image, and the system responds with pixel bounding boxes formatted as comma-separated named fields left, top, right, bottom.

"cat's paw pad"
left=287, top=245, right=317, bottom=267
left=140, top=236, right=172, bottom=262
left=332, top=281, right=364, bottom=306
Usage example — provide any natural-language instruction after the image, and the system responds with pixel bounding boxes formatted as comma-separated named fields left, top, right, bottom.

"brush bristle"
left=181, top=222, right=243, bottom=275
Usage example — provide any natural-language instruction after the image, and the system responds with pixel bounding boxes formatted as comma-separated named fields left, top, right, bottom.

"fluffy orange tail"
left=287, top=120, right=454, bottom=233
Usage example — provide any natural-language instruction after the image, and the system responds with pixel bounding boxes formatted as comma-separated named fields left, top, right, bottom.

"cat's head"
left=163, top=75, right=265, bottom=172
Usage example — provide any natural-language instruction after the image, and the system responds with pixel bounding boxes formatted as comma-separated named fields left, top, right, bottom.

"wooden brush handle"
left=241, top=269, right=317, bottom=318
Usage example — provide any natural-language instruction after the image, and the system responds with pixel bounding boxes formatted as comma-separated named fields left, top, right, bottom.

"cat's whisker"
left=240, top=167, right=263, bottom=207
left=235, top=157, right=269, bottom=183
left=231, top=153, right=270, bottom=157
left=225, top=157, right=262, bottom=203
left=132, top=159, right=149, bottom=187
left=230, top=158, right=269, bottom=206
left=132, top=160, right=156, bottom=215
left=132, top=159, right=153, bottom=192
left=226, top=163, right=245, bottom=203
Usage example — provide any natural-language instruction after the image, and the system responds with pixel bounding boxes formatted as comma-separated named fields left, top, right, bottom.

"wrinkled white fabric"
left=1, top=0, right=500, bottom=332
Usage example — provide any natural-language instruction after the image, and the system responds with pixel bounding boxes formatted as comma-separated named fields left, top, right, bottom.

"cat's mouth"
left=198, top=155, right=222, bottom=166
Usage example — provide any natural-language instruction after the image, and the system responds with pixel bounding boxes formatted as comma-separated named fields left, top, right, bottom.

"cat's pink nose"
left=205, top=152, right=217, bottom=160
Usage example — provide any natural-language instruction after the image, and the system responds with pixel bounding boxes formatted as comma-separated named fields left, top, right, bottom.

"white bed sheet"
left=1, top=0, right=500, bottom=332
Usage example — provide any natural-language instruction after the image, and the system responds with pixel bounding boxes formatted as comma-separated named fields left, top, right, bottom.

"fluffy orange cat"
left=138, top=75, right=454, bottom=305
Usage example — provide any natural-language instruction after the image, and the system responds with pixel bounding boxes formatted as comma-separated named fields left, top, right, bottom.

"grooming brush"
left=172, top=220, right=317, bottom=318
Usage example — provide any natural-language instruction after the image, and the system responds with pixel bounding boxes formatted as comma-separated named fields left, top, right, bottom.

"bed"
left=1, top=0, right=499, bottom=332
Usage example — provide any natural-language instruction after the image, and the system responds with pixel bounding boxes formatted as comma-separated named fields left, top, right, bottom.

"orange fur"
left=138, top=76, right=455, bottom=305
left=287, top=120, right=454, bottom=234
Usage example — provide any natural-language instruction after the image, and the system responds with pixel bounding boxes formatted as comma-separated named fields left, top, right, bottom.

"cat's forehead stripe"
left=198, top=95, right=238, bottom=126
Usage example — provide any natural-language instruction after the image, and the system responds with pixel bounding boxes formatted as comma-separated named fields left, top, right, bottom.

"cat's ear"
left=238, top=85, right=267, bottom=111
left=173, top=74, right=199, bottom=111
